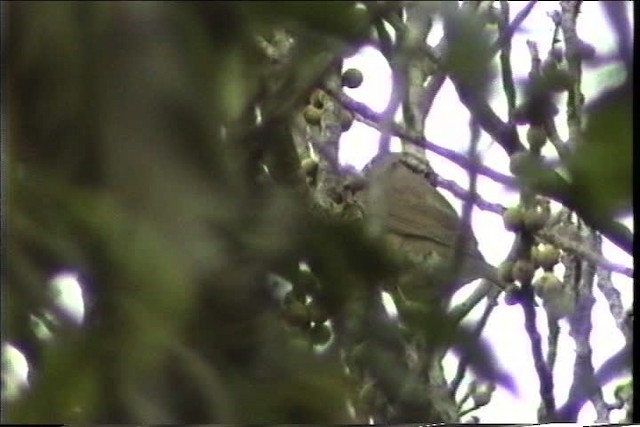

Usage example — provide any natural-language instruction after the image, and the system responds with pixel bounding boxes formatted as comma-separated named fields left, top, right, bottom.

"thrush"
left=352, top=153, right=505, bottom=303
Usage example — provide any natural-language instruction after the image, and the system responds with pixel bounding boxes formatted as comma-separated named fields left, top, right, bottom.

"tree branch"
left=326, top=87, right=518, bottom=188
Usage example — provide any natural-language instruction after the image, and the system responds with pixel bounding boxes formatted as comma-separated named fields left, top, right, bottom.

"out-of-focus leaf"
left=6, top=332, right=100, bottom=423
left=303, top=213, right=398, bottom=315
left=567, top=83, right=632, bottom=220
left=442, top=5, right=495, bottom=96
left=241, top=1, right=370, bottom=44
left=451, top=325, right=517, bottom=394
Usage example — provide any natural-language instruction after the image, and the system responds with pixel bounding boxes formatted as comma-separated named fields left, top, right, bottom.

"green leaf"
left=567, top=83, right=632, bottom=219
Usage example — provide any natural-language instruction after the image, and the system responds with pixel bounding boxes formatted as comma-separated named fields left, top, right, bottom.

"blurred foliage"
left=566, top=81, right=632, bottom=221
left=3, top=1, right=631, bottom=424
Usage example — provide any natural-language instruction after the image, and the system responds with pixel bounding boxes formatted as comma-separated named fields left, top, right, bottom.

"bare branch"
left=490, top=1, right=538, bottom=57
left=497, top=1, right=517, bottom=118
left=557, top=224, right=610, bottom=423
left=327, top=87, right=518, bottom=188
left=449, top=286, right=501, bottom=396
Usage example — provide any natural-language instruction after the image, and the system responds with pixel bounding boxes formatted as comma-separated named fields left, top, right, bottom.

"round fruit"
left=303, top=105, right=323, bottom=126
left=533, top=271, right=563, bottom=297
left=502, top=207, right=525, bottom=232
left=524, top=207, right=550, bottom=233
left=512, top=259, right=536, bottom=285
left=509, top=151, right=533, bottom=176
left=614, top=381, right=633, bottom=403
left=340, top=109, right=355, bottom=132
left=471, top=382, right=495, bottom=406
left=526, top=125, right=547, bottom=151
left=341, top=68, right=364, bottom=88
left=535, top=244, right=561, bottom=271
left=309, top=322, right=332, bottom=345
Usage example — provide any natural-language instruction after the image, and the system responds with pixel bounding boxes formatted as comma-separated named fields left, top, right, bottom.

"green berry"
left=341, top=68, right=364, bottom=88
left=535, top=244, right=561, bottom=271
left=533, top=272, right=563, bottom=297
left=471, top=382, right=495, bottom=406
left=523, top=207, right=549, bottom=233
left=303, top=105, right=323, bottom=126
left=509, top=151, right=533, bottom=176
left=309, top=322, right=332, bottom=345
left=502, top=207, right=525, bottom=232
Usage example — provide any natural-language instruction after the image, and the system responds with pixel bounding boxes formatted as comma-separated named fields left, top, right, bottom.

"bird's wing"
left=386, top=161, right=481, bottom=253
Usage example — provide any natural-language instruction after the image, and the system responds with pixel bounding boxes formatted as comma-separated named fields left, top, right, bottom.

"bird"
left=351, top=153, right=506, bottom=304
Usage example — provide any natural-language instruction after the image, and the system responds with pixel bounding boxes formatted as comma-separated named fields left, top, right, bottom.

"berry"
left=533, top=271, right=563, bottom=297
left=523, top=207, right=549, bottom=233
left=471, top=382, right=495, bottom=406
left=502, top=207, right=525, bottom=232
left=341, top=68, right=364, bottom=89
left=535, top=244, right=561, bottom=271
left=509, top=151, right=533, bottom=176
left=303, top=105, right=323, bottom=126
left=309, top=322, right=332, bottom=345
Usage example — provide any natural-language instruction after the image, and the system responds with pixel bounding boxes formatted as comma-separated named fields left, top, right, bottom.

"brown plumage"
left=355, top=153, right=504, bottom=301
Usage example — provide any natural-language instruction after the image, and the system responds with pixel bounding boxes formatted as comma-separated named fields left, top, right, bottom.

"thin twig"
left=489, top=0, right=538, bottom=57
left=498, top=1, right=517, bottom=119
left=559, top=224, right=610, bottom=423
left=327, top=87, right=518, bottom=188
left=449, top=287, right=501, bottom=396
left=522, top=285, right=557, bottom=421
